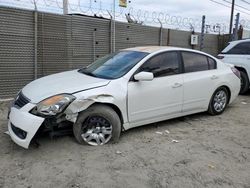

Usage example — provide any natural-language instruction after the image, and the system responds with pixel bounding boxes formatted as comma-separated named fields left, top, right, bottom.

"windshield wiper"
left=78, top=68, right=113, bottom=80
left=78, top=68, right=97, bottom=78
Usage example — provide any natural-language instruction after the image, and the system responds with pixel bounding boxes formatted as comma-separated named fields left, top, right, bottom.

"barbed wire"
left=2, top=0, right=250, bottom=32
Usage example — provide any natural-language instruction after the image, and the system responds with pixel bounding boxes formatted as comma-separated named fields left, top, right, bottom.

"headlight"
left=32, top=94, right=75, bottom=116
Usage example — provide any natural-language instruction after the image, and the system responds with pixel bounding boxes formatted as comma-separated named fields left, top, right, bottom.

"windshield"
left=78, top=51, right=149, bottom=79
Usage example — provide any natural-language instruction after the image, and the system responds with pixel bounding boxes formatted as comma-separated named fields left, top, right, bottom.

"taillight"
left=231, top=67, right=241, bottom=79
left=217, top=55, right=224, bottom=59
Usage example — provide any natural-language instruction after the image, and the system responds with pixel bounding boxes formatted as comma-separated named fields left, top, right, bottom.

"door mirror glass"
left=134, top=72, right=154, bottom=81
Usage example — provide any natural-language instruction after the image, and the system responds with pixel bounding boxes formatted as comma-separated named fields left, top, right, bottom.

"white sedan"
left=8, top=46, right=240, bottom=148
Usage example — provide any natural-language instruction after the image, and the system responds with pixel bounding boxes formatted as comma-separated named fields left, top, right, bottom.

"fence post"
left=110, top=19, right=113, bottom=53
left=34, top=10, right=38, bottom=79
left=113, top=0, right=116, bottom=52
left=108, top=11, right=113, bottom=53
left=158, top=19, right=163, bottom=46
left=69, top=15, right=73, bottom=70
left=200, top=15, right=205, bottom=51
left=167, top=29, right=170, bottom=46
left=63, top=0, right=68, bottom=15
left=232, top=13, right=240, bottom=41
left=93, top=29, right=96, bottom=62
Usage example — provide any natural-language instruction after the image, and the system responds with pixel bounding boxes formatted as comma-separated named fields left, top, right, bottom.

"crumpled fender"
left=64, top=94, right=114, bottom=122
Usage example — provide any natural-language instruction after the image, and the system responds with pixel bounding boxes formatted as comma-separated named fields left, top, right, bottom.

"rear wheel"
left=239, top=71, right=249, bottom=94
left=208, top=87, right=229, bottom=115
left=73, top=104, right=121, bottom=146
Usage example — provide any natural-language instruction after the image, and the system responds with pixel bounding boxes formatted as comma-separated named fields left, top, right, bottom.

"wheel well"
left=220, top=85, right=231, bottom=104
left=90, top=102, right=124, bottom=125
left=235, top=66, right=249, bottom=78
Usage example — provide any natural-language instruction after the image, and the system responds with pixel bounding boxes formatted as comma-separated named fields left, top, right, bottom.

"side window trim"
left=207, top=56, right=217, bottom=70
left=178, top=51, right=185, bottom=74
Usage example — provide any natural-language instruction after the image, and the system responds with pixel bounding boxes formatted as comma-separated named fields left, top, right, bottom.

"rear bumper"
left=229, top=87, right=240, bottom=104
left=8, top=105, right=44, bottom=149
left=229, top=76, right=241, bottom=104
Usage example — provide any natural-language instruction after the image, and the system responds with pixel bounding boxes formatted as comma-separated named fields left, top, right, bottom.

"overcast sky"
left=130, top=0, right=250, bottom=25
left=1, top=0, right=250, bottom=32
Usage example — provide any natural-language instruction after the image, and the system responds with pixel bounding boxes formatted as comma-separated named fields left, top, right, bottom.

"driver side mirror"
left=134, top=72, right=154, bottom=81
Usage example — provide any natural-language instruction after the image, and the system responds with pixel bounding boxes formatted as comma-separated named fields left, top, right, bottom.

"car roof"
left=221, top=39, right=250, bottom=53
left=122, top=46, right=184, bottom=53
left=229, top=38, right=250, bottom=44
left=122, top=46, right=215, bottom=59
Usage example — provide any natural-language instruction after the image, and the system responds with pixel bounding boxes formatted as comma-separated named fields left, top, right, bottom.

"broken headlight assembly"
left=31, top=94, right=76, bottom=116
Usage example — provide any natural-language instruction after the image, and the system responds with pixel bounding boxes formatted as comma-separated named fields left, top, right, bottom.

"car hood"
left=22, top=70, right=110, bottom=103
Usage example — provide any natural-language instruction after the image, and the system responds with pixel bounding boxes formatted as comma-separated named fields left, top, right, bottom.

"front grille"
left=14, top=92, right=30, bottom=108
left=11, top=123, right=27, bottom=139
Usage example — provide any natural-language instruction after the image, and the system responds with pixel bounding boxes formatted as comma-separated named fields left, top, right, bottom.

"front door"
left=127, top=51, right=183, bottom=125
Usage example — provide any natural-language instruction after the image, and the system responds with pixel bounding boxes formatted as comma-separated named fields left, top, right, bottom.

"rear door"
left=181, top=51, right=219, bottom=112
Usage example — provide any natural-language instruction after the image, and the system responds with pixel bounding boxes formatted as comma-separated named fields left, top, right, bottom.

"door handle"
left=211, top=75, right=218, bottom=80
left=172, top=83, right=182, bottom=88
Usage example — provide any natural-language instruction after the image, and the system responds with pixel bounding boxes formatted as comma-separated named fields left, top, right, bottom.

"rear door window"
left=182, top=52, right=209, bottom=73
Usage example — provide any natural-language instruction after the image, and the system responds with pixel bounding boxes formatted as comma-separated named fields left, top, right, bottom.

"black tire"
left=73, top=104, right=121, bottom=146
left=239, top=71, right=249, bottom=94
left=208, top=87, right=229, bottom=115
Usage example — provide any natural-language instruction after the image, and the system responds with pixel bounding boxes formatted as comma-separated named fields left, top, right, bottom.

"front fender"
left=64, top=94, right=115, bottom=122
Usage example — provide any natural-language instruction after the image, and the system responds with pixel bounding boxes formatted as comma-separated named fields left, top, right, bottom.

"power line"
left=210, top=0, right=231, bottom=8
left=222, top=0, right=250, bottom=12
left=209, top=0, right=250, bottom=15
left=239, top=0, right=250, bottom=5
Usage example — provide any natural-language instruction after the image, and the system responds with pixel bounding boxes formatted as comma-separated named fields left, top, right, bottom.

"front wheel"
left=73, top=104, right=121, bottom=146
left=208, top=87, right=229, bottom=115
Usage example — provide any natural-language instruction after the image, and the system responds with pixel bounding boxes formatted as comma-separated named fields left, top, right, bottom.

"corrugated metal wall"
left=37, top=12, right=111, bottom=77
left=0, top=6, right=219, bottom=99
left=37, top=13, right=71, bottom=77
left=0, top=7, right=34, bottom=98
left=115, top=22, right=161, bottom=49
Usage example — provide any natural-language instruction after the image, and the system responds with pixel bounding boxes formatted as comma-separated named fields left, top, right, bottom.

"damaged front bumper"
left=8, top=104, right=45, bottom=149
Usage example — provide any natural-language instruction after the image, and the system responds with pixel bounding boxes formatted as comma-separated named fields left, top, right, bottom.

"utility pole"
left=113, top=0, right=116, bottom=52
left=33, top=0, right=38, bottom=79
left=63, top=0, right=68, bottom=15
left=200, top=15, right=205, bottom=51
left=158, top=19, right=163, bottom=46
left=229, top=0, right=235, bottom=34
left=232, top=13, right=240, bottom=41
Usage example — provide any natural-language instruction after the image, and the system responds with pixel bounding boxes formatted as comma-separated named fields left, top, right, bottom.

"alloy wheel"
left=213, top=90, right=227, bottom=113
left=81, top=116, right=112, bottom=146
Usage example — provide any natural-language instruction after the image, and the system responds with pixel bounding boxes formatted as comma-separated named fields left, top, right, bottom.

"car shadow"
left=241, top=89, right=250, bottom=96
left=121, top=111, right=209, bottom=137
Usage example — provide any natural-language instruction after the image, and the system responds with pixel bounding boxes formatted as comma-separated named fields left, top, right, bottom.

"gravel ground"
left=0, top=94, right=250, bottom=188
